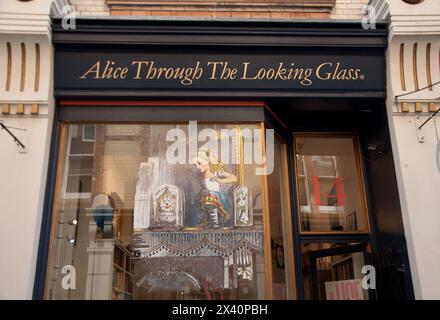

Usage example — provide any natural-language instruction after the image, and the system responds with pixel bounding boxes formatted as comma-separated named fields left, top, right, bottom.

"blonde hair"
left=194, top=149, right=226, bottom=173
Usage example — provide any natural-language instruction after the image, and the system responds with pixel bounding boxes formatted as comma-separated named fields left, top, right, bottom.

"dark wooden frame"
left=52, top=18, right=388, bottom=48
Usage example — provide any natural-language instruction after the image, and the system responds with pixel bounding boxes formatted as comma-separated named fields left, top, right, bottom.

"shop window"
left=45, top=122, right=294, bottom=300
left=294, top=135, right=369, bottom=233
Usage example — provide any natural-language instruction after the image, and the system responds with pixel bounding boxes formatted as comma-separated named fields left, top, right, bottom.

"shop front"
left=33, top=18, right=414, bottom=300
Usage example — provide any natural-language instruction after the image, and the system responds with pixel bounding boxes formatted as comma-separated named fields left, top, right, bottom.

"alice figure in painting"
left=193, top=149, right=237, bottom=228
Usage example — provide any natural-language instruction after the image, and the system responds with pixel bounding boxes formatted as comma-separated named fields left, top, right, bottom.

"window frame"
left=40, top=100, right=294, bottom=300
left=293, top=133, right=371, bottom=235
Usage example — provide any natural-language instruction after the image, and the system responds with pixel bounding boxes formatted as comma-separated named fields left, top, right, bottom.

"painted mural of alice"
left=192, top=149, right=237, bottom=228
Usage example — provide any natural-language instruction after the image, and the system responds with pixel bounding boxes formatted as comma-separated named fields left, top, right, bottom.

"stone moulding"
left=106, top=0, right=337, bottom=13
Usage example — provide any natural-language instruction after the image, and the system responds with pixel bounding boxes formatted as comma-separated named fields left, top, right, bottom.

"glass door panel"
left=301, top=243, right=369, bottom=300
left=294, top=135, right=369, bottom=233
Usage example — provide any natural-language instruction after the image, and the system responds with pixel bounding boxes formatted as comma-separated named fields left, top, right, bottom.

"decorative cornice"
left=106, top=0, right=337, bottom=13
left=51, top=0, right=73, bottom=17
left=0, top=13, right=51, bottom=35
left=0, top=37, right=52, bottom=104
left=389, top=15, right=440, bottom=35
left=0, top=1, right=53, bottom=106
left=368, top=0, right=390, bottom=21
left=51, top=17, right=388, bottom=47
left=369, top=0, right=440, bottom=36
left=0, top=0, right=53, bottom=35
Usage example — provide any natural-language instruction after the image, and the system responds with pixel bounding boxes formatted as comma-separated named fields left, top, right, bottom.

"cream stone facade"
left=370, top=0, right=440, bottom=299
left=0, top=0, right=53, bottom=299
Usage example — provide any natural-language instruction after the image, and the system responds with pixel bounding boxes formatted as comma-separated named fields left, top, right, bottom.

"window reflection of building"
left=62, top=125, right=95, bottom=199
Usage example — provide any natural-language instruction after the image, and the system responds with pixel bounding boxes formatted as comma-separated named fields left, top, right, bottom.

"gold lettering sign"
left=79, top=60, right=366, bottom=86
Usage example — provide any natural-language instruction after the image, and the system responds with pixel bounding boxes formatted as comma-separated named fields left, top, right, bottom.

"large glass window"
left=294, top=135, right=369, bottom=233
left=45, top=122, right=294, bottom=300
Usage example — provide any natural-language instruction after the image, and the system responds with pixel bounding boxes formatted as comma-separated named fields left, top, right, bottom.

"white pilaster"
left=373, top=0, right=440, bottom=299
left=0, top=0, right=55, bottom=299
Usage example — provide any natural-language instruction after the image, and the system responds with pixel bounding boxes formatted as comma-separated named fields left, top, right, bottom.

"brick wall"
left=331, top=0, right=369, bottom=19
left=69, top=0, right=370, bottom=20
left=70, top=0, right=110, bottom=16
